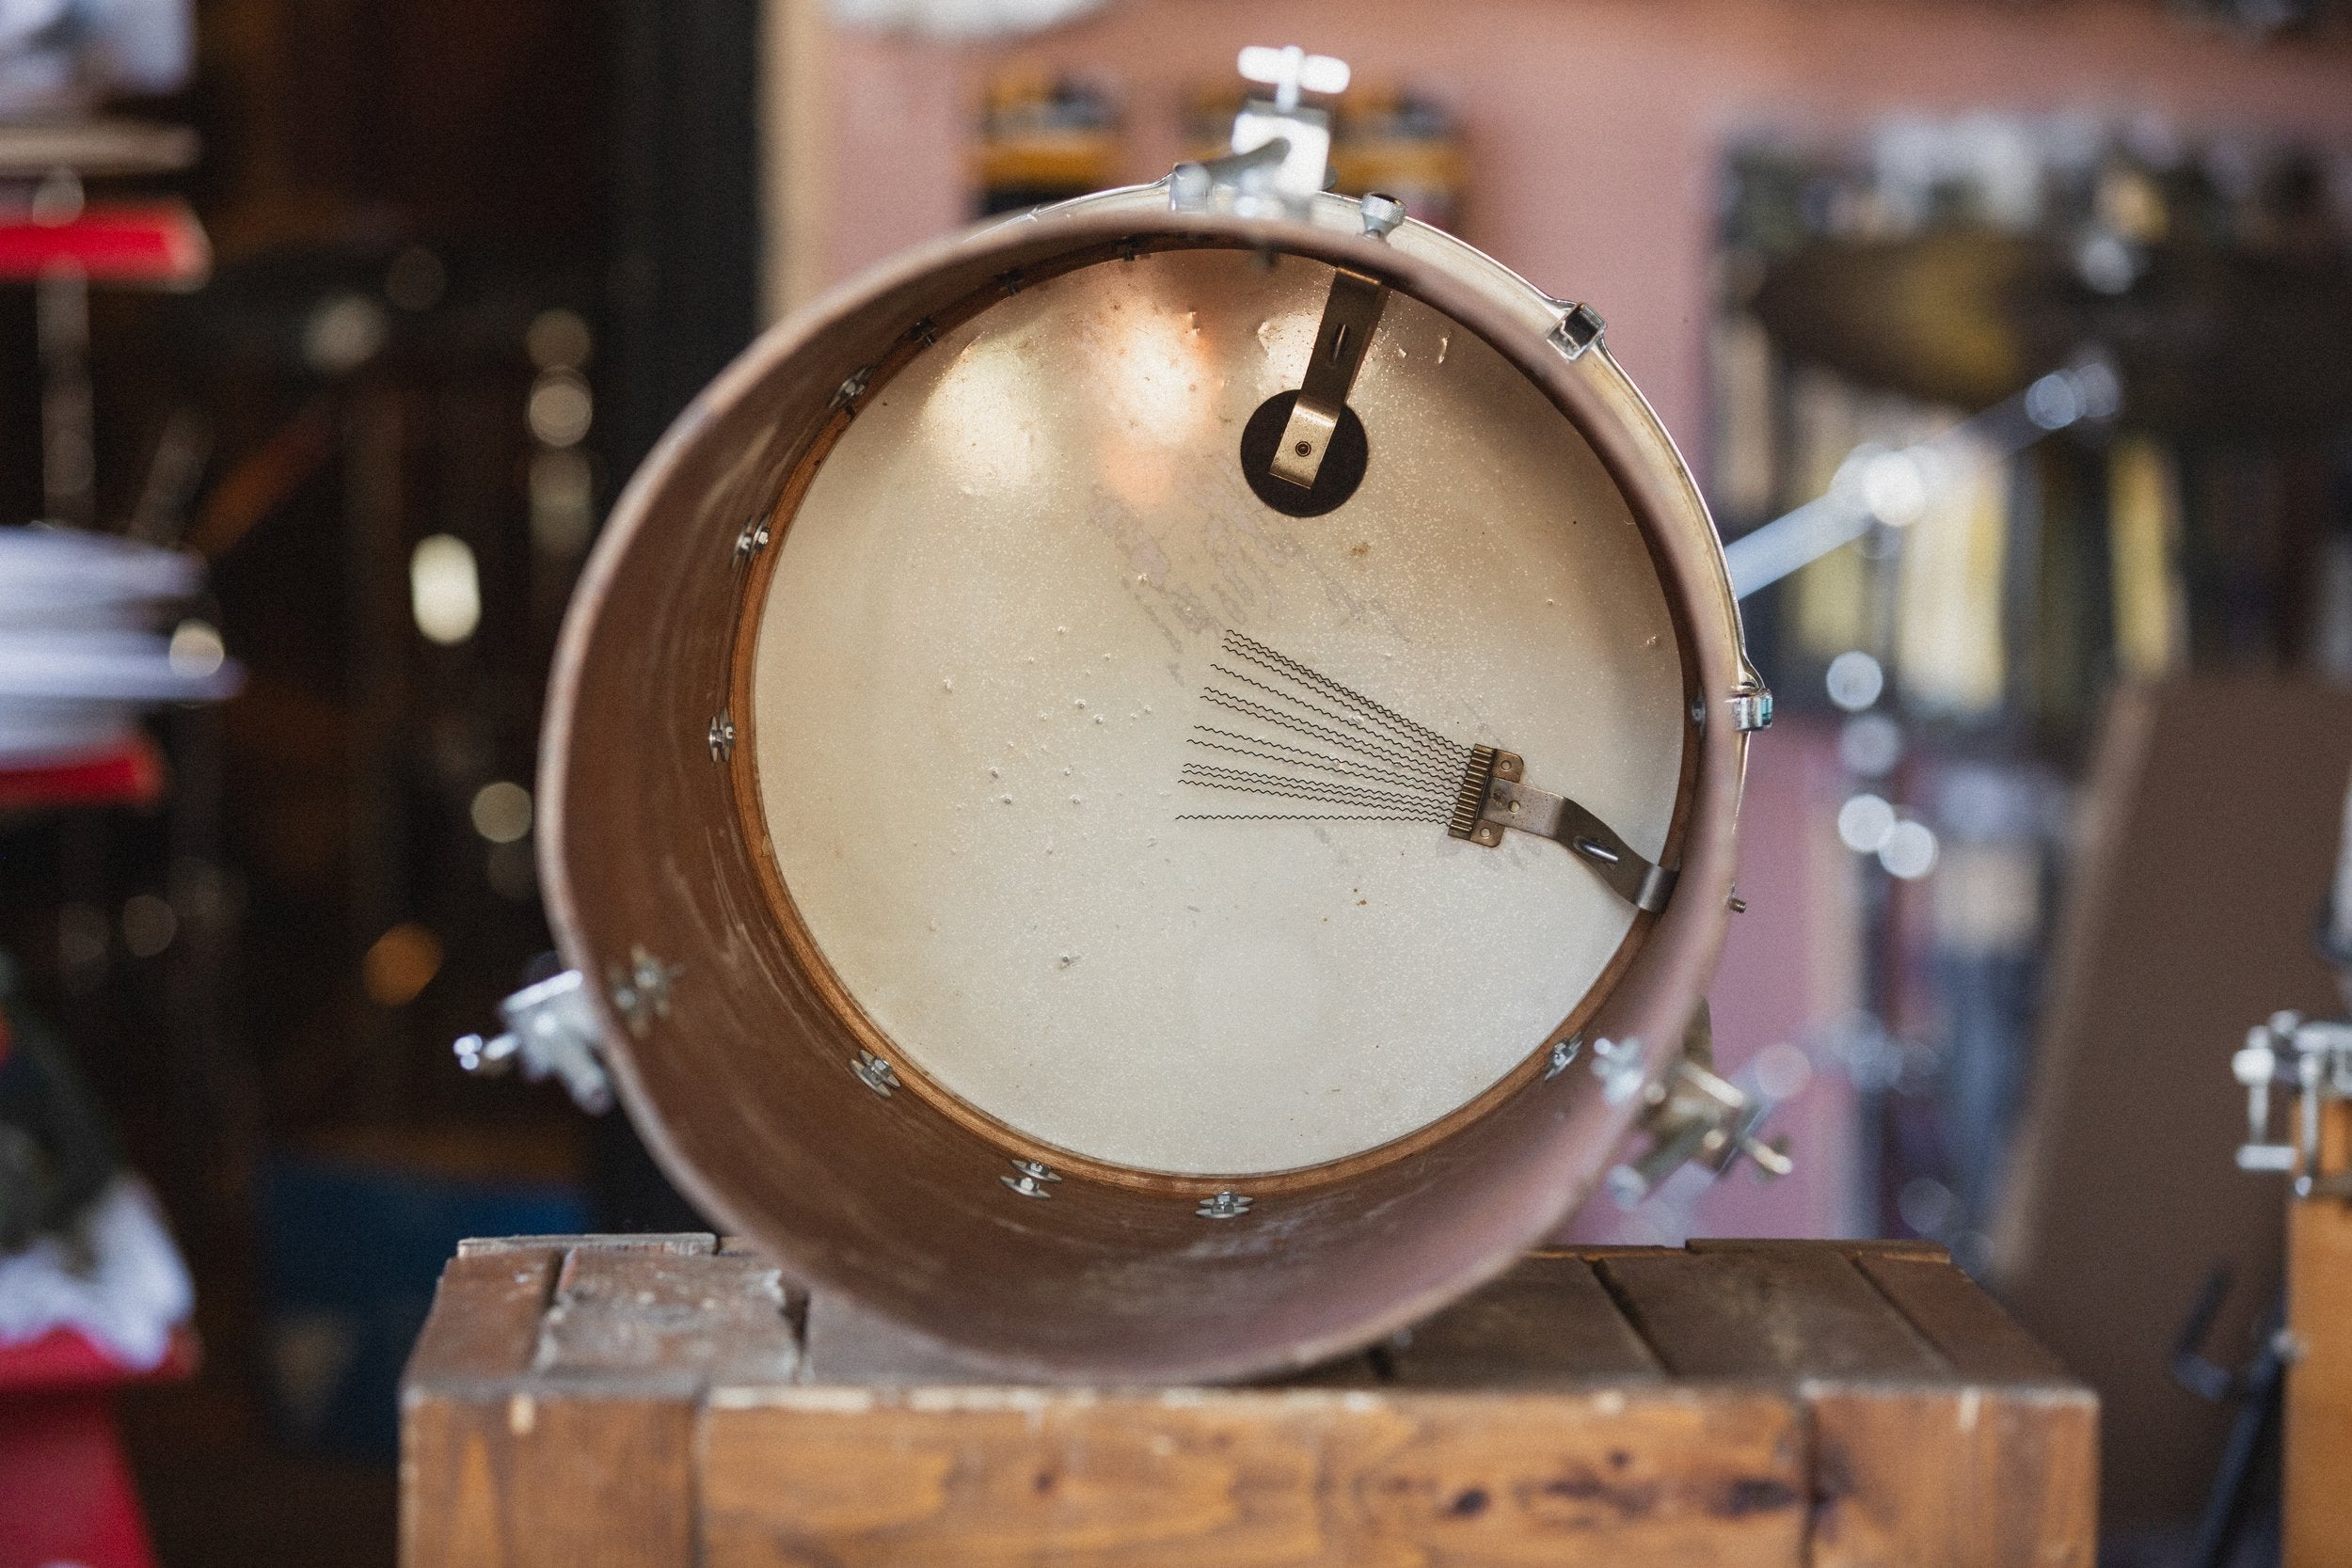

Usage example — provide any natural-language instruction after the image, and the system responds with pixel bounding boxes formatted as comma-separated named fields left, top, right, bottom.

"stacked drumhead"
left=543, top=187, right=1760, bottom=1380
left=0, top=527, right=241, bottom=767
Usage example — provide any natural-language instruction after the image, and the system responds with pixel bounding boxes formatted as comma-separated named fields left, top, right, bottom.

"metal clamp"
left=2234, top=1011, right=2352, bottom=1197
left=1607, top=1055, right=1792, bottom=1207
left=454, top=966, right=612, bottom=1114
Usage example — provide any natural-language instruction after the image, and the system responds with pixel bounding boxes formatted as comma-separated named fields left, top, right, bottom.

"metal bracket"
left=1549, top=302, right=1606, bottom=361
left=2234, top=1011, right=2352, bottom=1196
left=1729, top=685, right=1774, bottom=733
left=453, top=966, right=612, bottom=1114
left=707, top=711, right=736, bottom=762
left=1168, top=46, right=1348, bottom=220
left=1270, top=268, right=1389, bottom=491
left=1545, top=1034, right=1584, bottom=1080
left=1197, top=1190, right=1252, bottom=1219
left=734, top=516, right=771, bottom=562
left=1002, top=1159, right=1061, bottom=1199
left=1453, top=748, right=1677, bottom=914
left=852, top=1049, right=899, bottom=1097
left=608, top=944, right=680, bottom=1039
left=1606, top=1051, right=1792, bottom=1208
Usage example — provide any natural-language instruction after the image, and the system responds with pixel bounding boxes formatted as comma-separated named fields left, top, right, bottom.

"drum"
left=541, top=179, right=1765, bottom=1380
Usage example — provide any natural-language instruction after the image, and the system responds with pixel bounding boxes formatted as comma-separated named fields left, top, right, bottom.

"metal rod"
left=1724, top=360, right=2121, bottom=600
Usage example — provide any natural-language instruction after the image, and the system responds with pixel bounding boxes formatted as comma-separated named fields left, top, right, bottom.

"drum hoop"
left=718, top=230, right=1699, bottom=1195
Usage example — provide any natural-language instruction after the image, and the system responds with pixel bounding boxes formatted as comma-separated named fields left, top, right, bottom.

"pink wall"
left=821, top=0, right=2352, bottom=453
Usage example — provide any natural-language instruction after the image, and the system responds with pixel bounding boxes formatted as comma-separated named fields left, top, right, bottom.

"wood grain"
left=403, top=1238, right=801, bottom=1568
left=2286, top=1097, right=2352, bottom=1568
left=1387, top=1254, right=1661, bottom=1387
left=405, top=1239, right=2095, bottom=1568
left=701, top=1386, right=1805, bottom=1568
left=1805, top=1384, right=2096, bottom=1568
left=1597, top=1246, right=1945, bottom=1379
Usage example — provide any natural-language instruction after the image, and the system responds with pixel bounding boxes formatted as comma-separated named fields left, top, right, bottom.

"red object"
left=0, top=1330, right=198, bottom=1568
left=0, top=736, right=167, bottom=814
left=0, top=202, right=210, bottom=287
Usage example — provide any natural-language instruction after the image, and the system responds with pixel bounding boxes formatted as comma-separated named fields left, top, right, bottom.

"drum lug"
left=1544, top=1034, right=1584, bottom=1080
left=1001, top=1159, right=1061, bottom=1199
left=734, top=515, right=771, bottom=562
left=608, top=944, right=682, bottom=1039
left=1197, top=1190, right=1253, bottom=1219
left=453, top=965, right=612, bottom=1115
left=852, top=1049, right=899, bottom=1097
left=707, top=709, right=736, bottom=762
left=830, top=366, right=871, bottom=414
left=1548, top=302, right=1606, bottom=361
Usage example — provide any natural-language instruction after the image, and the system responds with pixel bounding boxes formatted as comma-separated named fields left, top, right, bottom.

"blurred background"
left=2, top=0, right=2349, bottom=1562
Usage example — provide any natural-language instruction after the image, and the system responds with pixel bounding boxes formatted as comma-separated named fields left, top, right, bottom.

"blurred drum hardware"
left=2220, top=781, right=2352, bottom=1568
left=462, top=46, right=1794, bottom=1381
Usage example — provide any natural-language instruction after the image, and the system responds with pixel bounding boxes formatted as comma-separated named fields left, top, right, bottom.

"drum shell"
left=540, top=195, right=1754, bottom=1382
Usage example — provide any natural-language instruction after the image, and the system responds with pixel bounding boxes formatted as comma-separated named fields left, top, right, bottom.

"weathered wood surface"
left=2287, top=1097, right=2352, bottom=1568
left=402, top=1236, right=2094, bottom=1568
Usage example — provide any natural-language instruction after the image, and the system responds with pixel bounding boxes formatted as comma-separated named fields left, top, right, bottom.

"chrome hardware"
left=735, top=516, right=771, bottom=562
left=1549, top=302, right=1605, bottom=361
left=453, top=966, right=612, bottom=1114
left=1589, top=1035, right=1646, bottom=1105
left=1545, top=1034, right=1583, bottom=1080
left=1197, top=1190, right=1252, bottom=1219
left=831, top=367, right=871, bottom=412
left=1002, top=1159, right=1061, bottom=1199
left=608, top=944, right=680, bottom=1039
left=1729, top=686, right=1774, bottom=733
left=2234, top=1011, right=2352, bottom=1196
left=1170, top=46, right=1348, bottom=219
left=1606, top=1054, right=1793, bottom=1209
left=707, top=711, right=736, bottom=761
left=852, top=1049, right=899, bottom=1097
left=1359, top=191, right=1406, bottom=239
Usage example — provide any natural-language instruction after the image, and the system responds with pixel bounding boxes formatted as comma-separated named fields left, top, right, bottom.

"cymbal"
left=1748, top=230, right=2352, bottom=436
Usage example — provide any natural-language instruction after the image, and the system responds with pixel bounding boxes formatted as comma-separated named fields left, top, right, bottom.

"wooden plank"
left=1805, top=1385, right=2096, bottom=1568
left=1388, top=1254, right=1661, bottom=1388
left=402, top=1238, right=799, bottom=1568
left=535, top=1245, right=801, bottom=1393
left=1597, top=1246, right=1945, bottom=1380
left=460, top=1232, right=716, bottom=1259
left=699, top=1386, right=1807, bottom=1568
left=1685, top=1238, right=1949, bottom=1263
left=407, top=1247, right=564, bottom=1394
left=401, top=1248, right=563, bottom=1568
left=1852, top=1255, right=2071, bottom=1384
left=2286, top=1098, right=2352, bottom=1568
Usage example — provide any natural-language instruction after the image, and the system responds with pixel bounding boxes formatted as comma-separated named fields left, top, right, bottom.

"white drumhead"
left=749, top=248, right=1684, bottom=1177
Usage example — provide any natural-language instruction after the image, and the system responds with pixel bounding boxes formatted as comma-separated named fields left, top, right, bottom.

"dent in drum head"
left=747, top=247, right=1685, bottom=1179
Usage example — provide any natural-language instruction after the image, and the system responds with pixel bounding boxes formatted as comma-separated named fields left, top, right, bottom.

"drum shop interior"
left=5, top=1, right=2352, bottom=1564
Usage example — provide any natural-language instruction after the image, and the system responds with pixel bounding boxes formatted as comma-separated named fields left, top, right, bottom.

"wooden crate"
left=401, top=1235, right=2093, bottom=1567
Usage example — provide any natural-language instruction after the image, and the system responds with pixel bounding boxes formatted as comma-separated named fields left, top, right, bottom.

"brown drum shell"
left=540, top=202, right=1751, bottom=1383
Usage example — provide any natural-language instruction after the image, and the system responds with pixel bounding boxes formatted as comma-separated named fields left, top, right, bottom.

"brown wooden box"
left=401, top=1235, right=2094, bottom=1566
